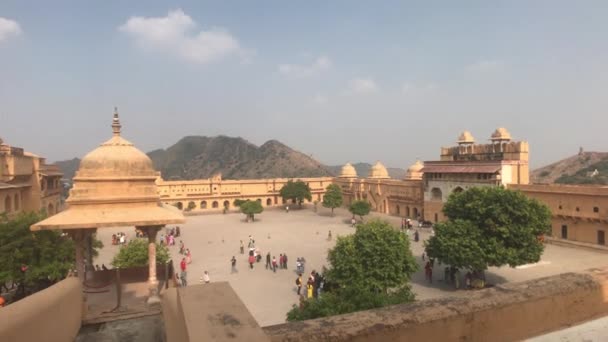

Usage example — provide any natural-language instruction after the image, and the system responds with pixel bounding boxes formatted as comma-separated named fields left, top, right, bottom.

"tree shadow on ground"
left=410, top=260, right=509, bottom=294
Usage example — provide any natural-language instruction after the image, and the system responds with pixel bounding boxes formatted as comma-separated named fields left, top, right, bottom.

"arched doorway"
left=223, top=200, right=230, bottom=209
left=14, top=194, right=19, bottom=211
left=187, top=201, right=195, bottom=210
left=453, top=186, right=464, bottom=194
left=257, top=199, right=262, bottom=204
left=212, top=201, right=219, bottom=209
left=406, top=206, right=410, bottom=218
left=4, top=196, right=11, bottom=212
left=47, top=203, right=54, bottom=215
left=176, top=202, right=183, bottom=210
left=396, top=205, right=400, bottom=215
left=266, top=198, right=272, bottom=206
left=413, top=207, right=419, bottom=218
left=431, top=188, right=442, bottom=201
left=200, top=201, right=207, bottom=209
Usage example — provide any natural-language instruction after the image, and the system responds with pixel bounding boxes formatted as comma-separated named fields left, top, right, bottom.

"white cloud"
left=312, top=94, right=327, bottom=104
left=348, top=78, right=378, bottom=94
left=466, top=60, right=503, bottom=72
left=278, top=56, right=332, bottom=78
left=119, top=9, right=245, bottom=64
left=0, top=17, right=22, bottom=42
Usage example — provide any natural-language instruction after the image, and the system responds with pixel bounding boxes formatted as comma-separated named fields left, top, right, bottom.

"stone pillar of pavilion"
left=31, top=108, right=185, bottom=311
left=139, top=225, right=163, bottom=305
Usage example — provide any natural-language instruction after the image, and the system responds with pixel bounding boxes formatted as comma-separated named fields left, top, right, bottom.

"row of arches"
left=430, top=186, right=463, bottom=201
left=395, top=205, right=419, bottom=218
left=174, top=198, right=277, bottom=211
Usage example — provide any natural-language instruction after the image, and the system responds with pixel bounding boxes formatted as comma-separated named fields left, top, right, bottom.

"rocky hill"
left=326, top=163, right=405, bottom=179
left=532, top=152, right=608, bottom=185
left=56, top=136, right=333, bottom=181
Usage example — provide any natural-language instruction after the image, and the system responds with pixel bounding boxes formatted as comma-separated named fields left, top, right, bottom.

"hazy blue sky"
left=1, top=1, right=607, bottom=169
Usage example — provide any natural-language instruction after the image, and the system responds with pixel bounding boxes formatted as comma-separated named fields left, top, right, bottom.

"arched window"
left=453, top=187, right=464, bottom=194
left=396, top=205, right=400, bottom=215
left=266, top=198, right=272, bottom=206
left=413, top=207, right=419, bottom=218
left=212, top=201, right=219, bottom=209
left=256, top=199, right=262, bottom=203
left=223, top=200, right=230, bottom=209
left=176, top=202, right=183, bottom=210
left=14, top=194, right=19, bottom=211
left=187, top=201, right=195, bottom=210
left=431, top=188, right=442, bottom=201
left=406, top=206, right=411, bottom=218
left=48, top=203, right=54, bottom=215
left=5, top=196, right=12, bottom=212
left=200, top=201, right=207, bottom=209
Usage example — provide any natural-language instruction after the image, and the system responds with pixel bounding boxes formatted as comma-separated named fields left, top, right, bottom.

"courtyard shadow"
left=410, top=263, right=509, bottom=294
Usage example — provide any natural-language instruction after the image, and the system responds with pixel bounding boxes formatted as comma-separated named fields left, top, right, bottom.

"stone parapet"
left=264, top=268, right=608, bottom=342
left=0, top=277, right=83, bottom=342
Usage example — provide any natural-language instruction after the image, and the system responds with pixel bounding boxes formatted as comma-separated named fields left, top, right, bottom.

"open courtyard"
left=94, top=206, right=608, bottom=327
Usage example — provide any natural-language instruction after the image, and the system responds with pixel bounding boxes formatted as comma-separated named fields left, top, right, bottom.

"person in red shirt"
left=180, top=258, right=187, bottom=272
left=248, top=255, right=255, bottom=269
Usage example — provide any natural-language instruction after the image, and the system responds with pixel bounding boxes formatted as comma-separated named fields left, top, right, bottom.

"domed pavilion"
left=338, top=162, right=358, bottom=178
left=404, top=160, right=424, bottom=180
left=457, top=130, right=475, bottom=145
left=368, top=161, right=390, bottom=179
left=490, top=127, right=512, bottom=143
left=31, top=108, right=185, bottom=304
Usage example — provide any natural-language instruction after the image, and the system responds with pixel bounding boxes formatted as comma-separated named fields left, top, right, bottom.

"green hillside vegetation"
left=555, top=159, right=608, bottom=185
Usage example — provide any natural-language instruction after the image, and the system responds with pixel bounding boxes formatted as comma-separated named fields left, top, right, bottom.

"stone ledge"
left=263, top=268, right=608, bottom=342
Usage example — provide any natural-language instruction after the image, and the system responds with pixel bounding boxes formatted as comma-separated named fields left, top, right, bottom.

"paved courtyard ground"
left=94, top=206, right=608, bottom=327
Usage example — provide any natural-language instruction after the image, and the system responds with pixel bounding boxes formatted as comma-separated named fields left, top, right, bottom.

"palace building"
left=0, top=137, right=63, bottom=218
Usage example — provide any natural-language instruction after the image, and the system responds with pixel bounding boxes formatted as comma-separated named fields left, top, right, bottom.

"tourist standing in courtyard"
left=414, top=230, right=419, bottom=242
left=425, top=262, right=432, bottom=283
left=240, top=240, right=244, bottom=254
left=266, top=252, right=271, bottom=270
left=351, top=218, right=356, bottom=227
left=248, top=254, right=255, bottom=269
left=283, top=253, right=288, bottom=269
left=231, top=256, right=237, bottom=273
left=203, top=271, right=210, bottom=284
left=279, top=254, right=284, bottom=270
left=272, top=256, right=278, bottom=272
left=296, top=274, right=302, bottom=295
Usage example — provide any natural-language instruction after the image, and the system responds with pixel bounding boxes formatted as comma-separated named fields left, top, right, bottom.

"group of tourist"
left=160, top=226, right=181, bottom=247
left=296, top=270, right=325, bottom=299
left=111, top=232, right=128, bottom=245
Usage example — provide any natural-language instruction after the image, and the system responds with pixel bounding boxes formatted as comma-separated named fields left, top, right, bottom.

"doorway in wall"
left=598, top=230, right=605, bottom=245
left=561, top=225, right=568, bottom=239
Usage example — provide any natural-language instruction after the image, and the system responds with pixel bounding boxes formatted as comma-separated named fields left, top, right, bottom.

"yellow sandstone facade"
left=156, top=174, right=333, bottom=211
left=0, top=137, right=63, bottom=217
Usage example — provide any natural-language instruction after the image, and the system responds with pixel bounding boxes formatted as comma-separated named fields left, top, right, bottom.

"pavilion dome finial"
left=112, top=107, right=121, bottom=136
left=490, top=127, right=512, bottom=142
left=368, top=161, right=390, bottom=179
left=339, top=162, right=358, bottom=178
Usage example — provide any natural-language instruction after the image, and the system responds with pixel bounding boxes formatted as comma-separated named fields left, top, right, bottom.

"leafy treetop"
left=348, top=200, right=371, bottom=220
left=111, top=238, right=170, bottom=268
left=240, top=200, right=264, bottom=221
left=322, top=184, right=343, bottom=216
left=280, top=180, right=312, bottom=208
left=425, top=186, right=551, bottom=272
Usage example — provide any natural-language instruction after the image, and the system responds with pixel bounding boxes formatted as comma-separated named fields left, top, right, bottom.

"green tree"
left=111, top=238, right=170, bottom=268
left=0, top=212, right=75, bottom=300
left=280, top=180, right=312, bottom=208
left=240, top=200, right=264, bottom=222
left=425, top=187, right=551, bottom=276
left=348, top=200, right=371, bottom=221
left=322, top=184, right=343, bottom=216
left=233, top=199, right=246, bottom=207
left=287, top=219, right=418, bottom=321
